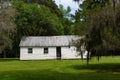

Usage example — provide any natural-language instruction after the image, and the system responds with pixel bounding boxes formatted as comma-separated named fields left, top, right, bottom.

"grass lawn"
left=0, top=56, right=120, bottom=80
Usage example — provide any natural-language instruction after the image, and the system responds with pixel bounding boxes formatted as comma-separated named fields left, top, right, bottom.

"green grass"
left=0, top=56, right=120, bottom=80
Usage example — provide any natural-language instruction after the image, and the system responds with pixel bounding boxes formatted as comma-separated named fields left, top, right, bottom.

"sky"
left=54, top=0, right=82, bottom=14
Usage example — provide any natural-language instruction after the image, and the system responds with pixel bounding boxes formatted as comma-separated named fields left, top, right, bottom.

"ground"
left=0, top=56, right=120, bottom=80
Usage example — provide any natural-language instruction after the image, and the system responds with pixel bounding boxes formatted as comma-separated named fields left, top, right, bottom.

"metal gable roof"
left=19, top=36, right=82, bottom=47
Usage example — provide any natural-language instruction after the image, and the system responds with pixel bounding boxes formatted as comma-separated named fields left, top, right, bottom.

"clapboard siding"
left=20, top=47, right=56, bottom=60
left=20, top=46, right=87, bottom=60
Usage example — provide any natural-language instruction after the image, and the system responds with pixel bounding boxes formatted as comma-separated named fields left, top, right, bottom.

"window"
left=44, top=48, right=48, bottom=54
left=28, top=48, right=32, bottom=53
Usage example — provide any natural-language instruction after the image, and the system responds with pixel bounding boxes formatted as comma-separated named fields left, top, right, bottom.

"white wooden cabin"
left=19, top=36, right=87, bottom=60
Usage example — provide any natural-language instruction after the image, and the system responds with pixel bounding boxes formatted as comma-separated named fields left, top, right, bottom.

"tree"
left=0, top=7, right=16, bottom=57
left=59, top=4, right=73, bottom=35
left=21, top=0, right=63, bottom=18
left=13, top=1, right=64, bottom=36
left=73, top=0, right=120, bottom=64
left=22, top=0, right=74, bottom=35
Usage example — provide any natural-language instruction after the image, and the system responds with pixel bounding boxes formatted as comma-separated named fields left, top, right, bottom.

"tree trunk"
left=87, top=51, right=90, bottom=65
left=80, top=51, right=83, bottom=60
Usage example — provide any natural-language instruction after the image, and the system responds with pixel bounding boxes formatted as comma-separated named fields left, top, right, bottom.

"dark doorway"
left=56, top=47, right=61, bottom=59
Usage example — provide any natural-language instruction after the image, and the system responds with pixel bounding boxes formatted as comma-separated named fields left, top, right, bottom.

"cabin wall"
left=20, top=46, right=87, bottom=60
left=20, top=47, right=56, bottom=60
left=61, top=46, right=87, bottom=59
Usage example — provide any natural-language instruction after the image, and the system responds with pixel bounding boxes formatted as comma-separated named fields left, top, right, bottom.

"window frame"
left=44, top=48, right=48, bottom=54
left=28, top=48, right=33, bottom=54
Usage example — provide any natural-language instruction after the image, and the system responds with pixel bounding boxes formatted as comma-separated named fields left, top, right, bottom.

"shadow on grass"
left=0, top=69, right=120, bottom=80
left=0, top=58, right=19, bottom=62
left=70, top=63, right=120, bottom=73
